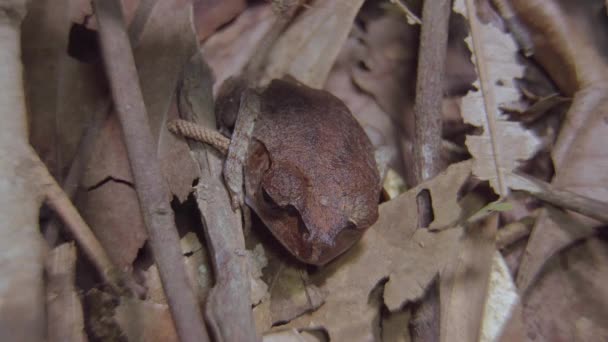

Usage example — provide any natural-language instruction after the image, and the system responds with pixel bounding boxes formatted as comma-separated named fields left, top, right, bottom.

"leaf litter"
left=9, top=0, right=608, bottom=341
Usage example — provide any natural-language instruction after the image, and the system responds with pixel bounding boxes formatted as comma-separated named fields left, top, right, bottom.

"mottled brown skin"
left=238, top=79, right=380, bottom=265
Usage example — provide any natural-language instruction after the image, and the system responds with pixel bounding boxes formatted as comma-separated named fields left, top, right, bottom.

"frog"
left=222, top=76, right=383, bottom=265
left=174, top=76, right=381, bottom=265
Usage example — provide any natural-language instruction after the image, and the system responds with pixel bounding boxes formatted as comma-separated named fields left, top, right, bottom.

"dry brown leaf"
left=439, top=215, right=497, bottom=342
left=506, top=0, right=608, bottom=297
left=115, top=298, right=179, bottom=342
left=22, top=0, right=108, bottom=180
left=143, top=232, right=212, bottom=305
left=521, top=237, right=608, bottom=340
left=455, top=0, right=540, bottom=197
left=381, top=309, right=412, bottom=342
left=350, top=11, right=420, bottom=122
left=193, top=0, right=247, bottom=41
left=267, top=265, right=326, bottom=325
left=273, top=161, right=472, bottom=341
left=45, top=243, right=86, bottom=342
left=202, top=4, right=275, bottom=94
left=263, top=329, right=323, bottom=342
left=261, top=0, right=366, bottom=88
left=324, top=33, right=401, bottom=163
left=80, top=116, right=133, bottom=187
left=249, top=244, right=270, bottom=306
left=78, top=178, right=147, bottom=271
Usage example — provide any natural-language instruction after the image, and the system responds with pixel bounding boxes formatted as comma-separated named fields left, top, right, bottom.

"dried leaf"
left=506, top=0, right=608, bottom=295
left=439, top=215, right=498, bottom=342
left=22, top=0, right=107, bottom=180
left=248, top=244, right=269, bottom=306
left=202, top=4, right=275, bottom=94
left=143, top=232, right=212, bottom=305
left=455, top=0, right=540, bottom=196
left=78, top=178, right=147, bottom=271
left=381, top=309, right=412, bottom=342
left=45, top=243, right=87, bottom=342
left=263, top=329, right=323, bottom=342
left=115, top=298, right=179, bottom=342
left=325, top=34, right=399, bottom=152
left=262, top=0, right=366, bottom=88
left=520, top=237, right=608, bottom=340
left=193, top=0, right=247, bottom=41
left=268, top=265, right=326, bottom=325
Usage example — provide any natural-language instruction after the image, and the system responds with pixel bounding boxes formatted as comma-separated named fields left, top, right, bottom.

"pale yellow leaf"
left=262, top=0, right=366, bottom=88
left=455, top=0, right=540, bottom=196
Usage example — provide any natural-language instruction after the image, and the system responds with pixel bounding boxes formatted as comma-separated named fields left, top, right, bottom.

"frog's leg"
left=223, top=89, right=261, bottom=210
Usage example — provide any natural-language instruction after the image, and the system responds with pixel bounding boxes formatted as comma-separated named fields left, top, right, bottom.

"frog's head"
left=251, top=160, right=377, bottom=265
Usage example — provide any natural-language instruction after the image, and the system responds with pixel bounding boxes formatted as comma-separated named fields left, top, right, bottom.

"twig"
left=168, top=119, right=230, bottom=155
left=38, top=151, right=121, bottom=289
left=412, top=0, right=450, bottom=185
left=92, top=1, right=209, bottom=341
left=176, top=53, right=258, bottom=342
left=507, top=172, right=608, bottom=223
left=45, top=243, right=87, bottom=342
left=410, top=0, right=451, bottom=340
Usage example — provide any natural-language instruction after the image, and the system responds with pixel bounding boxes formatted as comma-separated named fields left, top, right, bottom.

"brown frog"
left=213, top=78, right=381, bottom=266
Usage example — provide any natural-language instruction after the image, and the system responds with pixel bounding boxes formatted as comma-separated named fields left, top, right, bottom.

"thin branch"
left=45, top=243, right=87, bottom=342
left=168, top=119, right=230, bottom=155
left=92, top=1, right=209, bottom=341
left=39, top=151, right=120, bottom=289
left=176, top=53, right=258, bottom=342
left=508, top=172, right=608, bottom=223
left=410, top=0, right=451, bottom=340
left=412, top=0, right=450, bottom=185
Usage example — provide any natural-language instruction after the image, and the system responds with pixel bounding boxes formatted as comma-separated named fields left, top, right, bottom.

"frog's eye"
left=261, top=187, right=280, bottom=210
left=346, top=219, right=358, bottom=230
left=298, top=218, right=311, bottom=241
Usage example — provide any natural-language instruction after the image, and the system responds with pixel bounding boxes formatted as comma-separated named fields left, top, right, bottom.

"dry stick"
left=92, top=1, right=209, bottom=342
left=168, top=119, right=230, bottom=155
left=176, top=54, right=258, bottom=342
left=508, top=172, right=608, bottom=223
left=413, top=0, right=451, bottom=226
left=410, top=0, right=451, bottom=341
left=45, top=243, right=87, bottom=342
left=32, top=150, right=120, bottom=289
